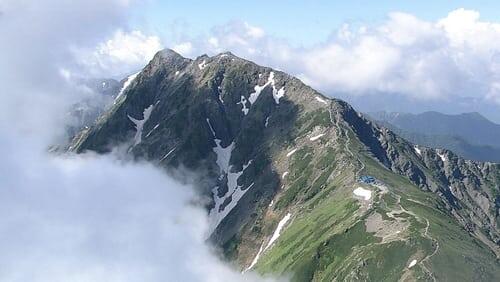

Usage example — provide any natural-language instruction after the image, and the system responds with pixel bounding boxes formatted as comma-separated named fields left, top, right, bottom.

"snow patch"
left=310, top=133, right=325, bottom=141
left=265, top=116, right=270, bottom=127
left=238, top=95, right=249, bottom=115
left=175, top=70, right=180, bottom=76
left=264, top=213, right=292, bottom=251
left=206, top=118, right=255, bottom=234
left=206, top=119, right=234, bottom=173
left=145, top=123, right=159, bottom=138
left=414, top=146, right=422, bottom=156
left=208, top=161, right=253, bottom=234
left=244, top=243, right=265, bottom=272
left=353, top=187, right=372, bottom=201
left=408, top=259, right=417, bottom=268
left=315, top=96, right=328, bottom=105
left=198, top=60, right=207, bottom=70
left=448, top=185, right=459, bottom=198
left=160, top=147, right=176, bottom=162
left=128, top=104, right=154, bottom=146
left=273, top=86, right=285, bottom=104
left=115, top=71, right=140, bottom=103
left=217, top=86, right=224, bottom=104
left=438, top=151, right=446, bottom=162
left=248, top=73, right=273, bottom=104
left=286, top=148, right=298, bottom=157
left=248, top=72, right=285, bottom=105
left=245, top=213, right=292, bottom=271
left=282, top=171, right=289, bottom=179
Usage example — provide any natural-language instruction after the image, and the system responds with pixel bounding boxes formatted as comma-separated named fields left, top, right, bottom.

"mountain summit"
left=71, top=49, right=500, bottom=281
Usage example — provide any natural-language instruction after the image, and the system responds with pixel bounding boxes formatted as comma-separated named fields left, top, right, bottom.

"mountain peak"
left=157, top=48, right=185, bottom=59
left=151, top=48, right=192, bottom=66
left=71, top=51, right=500, bottom=279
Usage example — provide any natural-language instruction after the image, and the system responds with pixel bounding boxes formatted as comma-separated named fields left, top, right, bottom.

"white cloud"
left=0, top=1, right=280, bottom=281
left=0, top=0, right=139, bottom=142
left=172, top=41, right=194, bottom=57
left=379, top=12, right=440, bottom=46
left=302, top=36, right=402, bottom=95
left=170, top=9, right=500, bottom=105
left=244, top=22, right=265, bottom=39
left=438, top=8, right=500, bottom=53
left=0, top=135, right=281, bottom=282
left=75, top=30, right=163, bottom=77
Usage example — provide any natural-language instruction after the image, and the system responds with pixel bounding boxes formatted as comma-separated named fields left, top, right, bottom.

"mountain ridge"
left=368, top=110, right=500, bottom=163
left=70, top=49, right=500, bottom=281
left=369, top=110, right=500, bottom=148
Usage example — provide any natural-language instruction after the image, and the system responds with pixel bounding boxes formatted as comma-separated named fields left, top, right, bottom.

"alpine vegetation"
left=2, top=1, right=500, bottom=281
left=71, top=49, right=500, bottom=281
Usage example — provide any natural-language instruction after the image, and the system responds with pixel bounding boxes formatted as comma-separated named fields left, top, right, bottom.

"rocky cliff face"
left=71, top=49, right=500, bottom=281
left=342, top=107, right=500, bottom=253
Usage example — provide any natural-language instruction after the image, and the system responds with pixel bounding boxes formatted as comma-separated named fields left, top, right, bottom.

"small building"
left=359, top=175, right=375, bottom=184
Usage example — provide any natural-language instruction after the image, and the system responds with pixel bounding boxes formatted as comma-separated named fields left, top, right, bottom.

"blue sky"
left=132, top=0, right=500, bottom=46
left=40, top=0, right=499, bottom=121
left=114, top=1, right=500, bottom=121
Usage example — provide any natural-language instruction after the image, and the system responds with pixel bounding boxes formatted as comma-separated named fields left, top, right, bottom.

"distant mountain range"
left=368, top=111, right=500, bottom=163
left=66, top=78, right=121, bottom=138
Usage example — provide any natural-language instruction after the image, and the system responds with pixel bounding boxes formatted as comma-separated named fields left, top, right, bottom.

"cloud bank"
left=167, top=9, right=500, bottom=106
left=0, top=0, right=136, bottom=142
left=0, top=136, right=277, bottom=282
left=75, top=29, right=163, bottom=78
left=0, top=1, right=278, bottom=281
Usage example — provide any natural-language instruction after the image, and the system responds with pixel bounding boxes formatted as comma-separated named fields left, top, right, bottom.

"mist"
left=0, top=1, right=280, bottom=281
left=0, top=135, right=279, bottom=282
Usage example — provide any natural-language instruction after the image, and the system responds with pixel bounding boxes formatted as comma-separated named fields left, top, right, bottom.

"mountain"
left=369, top=111, right=500, bottom=147
left=372, top=119, right=500, bottom=163
left=70, top=49, right=500, bottom=281
left=367, top=111, right=500, bottom=162
left=66, top=78, right=121, bottom=138
left=340, top=93, right=500, bottom=128
left=368, top=111, right=500, bottom=156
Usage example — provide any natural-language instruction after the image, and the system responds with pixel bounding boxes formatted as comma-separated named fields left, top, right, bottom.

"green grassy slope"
left=250, top=122, right=500, bottom=281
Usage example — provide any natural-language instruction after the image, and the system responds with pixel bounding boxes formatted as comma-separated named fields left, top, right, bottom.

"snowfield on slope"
left=198, top=60, right=207, bottom=70
left=286, top=148, right=298, bottom=157
left=438, top=151, right=446, bottom=162
left=353, top=187, right=372, bottom=201
left=246, top=72, right=286, bottom=107
left=315, top=96, right=328, bottom=105
left=115, top=71, right=140, bottom=103
left=206, top=119, right=254, bottom=234
left=265, top=213, right=292, bottom=251
left=245, top=213, right=293, bottom=272
left=414, top=146, right=422, bottom=156
left=128, top=104, right=154, bottom=146
left=310, top=133, right=325, bottom=141
left=408, top=259, right=417, bottom=268
left=282, top=171, right=289, bottom=179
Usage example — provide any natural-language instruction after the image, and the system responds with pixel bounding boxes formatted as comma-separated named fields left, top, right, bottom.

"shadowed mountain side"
left=71, top=49, right=500, bottom=281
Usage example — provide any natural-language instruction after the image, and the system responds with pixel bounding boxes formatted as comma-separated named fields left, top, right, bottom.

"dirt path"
left=328, top=102, right=439, bottom=280
left=328, top=103, right=365, bottom=178
left=373, top=183, right=439, bottom=281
